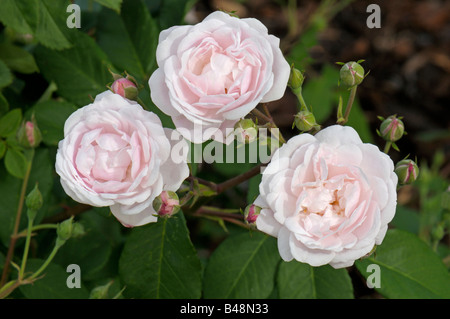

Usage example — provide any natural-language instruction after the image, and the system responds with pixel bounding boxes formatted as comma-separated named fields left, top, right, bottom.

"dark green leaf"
left=0, top=108, right=22, bottom=137
left=0, top=43, right=39, bottom=74
left=0, top=93, right=8, bottom=117
left=0, top=140, right=6, bottom=159
left=355, top=229, right=450, bottom=299
left=33, top=100, right=77, bottom=146
left=277, top=261, right=354, bottom=299
left=119, top=213, right=202, bottom=299
left=0, top=0, right=72, bottom=50
left=94, top=0, right=123, bottom=12
left=0, top=59, right=13, bottom=89
left=96, top=0, right=158, bottom=81
left=0, top=165, right=21, bottom=245
left=158, top=0, right=195, bottom=30
left=35, top=32, right=112, bottom=106
left=19, top=259, right=89, bottom=299
left=203, top=232, right=280, bottom=298
left=5, top=148, right=28, bottom=179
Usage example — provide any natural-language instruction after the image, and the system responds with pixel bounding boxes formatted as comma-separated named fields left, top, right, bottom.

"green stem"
left=0, top=280, right=18, bottom=299
left=338, top=85, right=357, bottom=125
left=29, top=239, right=64, bottom=280
left=383, top=141, right=392, bottom=154
left=292, top=87, right=308, bottom=111
left=19, top=217, right=34, bottom=280
left=0, top=150, right=34, bottom=288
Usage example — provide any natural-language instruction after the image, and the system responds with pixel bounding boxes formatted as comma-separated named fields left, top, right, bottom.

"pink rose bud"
left=395, top=159, right=419, bottom=185
left=111, top=78, right=138, bottom=101
left=17, top=118, right=42, bottom=149
left=234, top=119, right=258, bottom=144
left=244, top=204, right=262, bottom=226
left=153, top=191, right=181, bottom=218
left=379, top=115, right=405, bottom=142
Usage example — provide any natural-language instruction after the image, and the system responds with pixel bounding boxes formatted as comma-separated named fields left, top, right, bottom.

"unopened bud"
left=57, top=216, right=75, bottom=242
left=234, top=119, right=258, bottom=144
left=395, top=159, right=419, bottom=185
left=244, top=204, right=262, bottom=226
left=17, top=118, right=42, bottom=149
left=26, top=183, right=43, bottom=220
left=153, top=191, right=180, bottom=218
left=379, top=115, right=405, bottom=142
left=111, top=77, right=138, bottom=101
left=293, top=110, right=318, bottom=132
left=340, top=61, right=365, bottom=87
left=288, top=66, right=304, bottom=90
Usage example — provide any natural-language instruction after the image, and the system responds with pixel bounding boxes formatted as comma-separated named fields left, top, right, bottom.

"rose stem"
left=0, top=151, right=34, bottom=288
left=338, top=85, right=357, bottom=125
left=215, top=163, right=264, bottom=194
left=383, top=141, right=392, bottom=154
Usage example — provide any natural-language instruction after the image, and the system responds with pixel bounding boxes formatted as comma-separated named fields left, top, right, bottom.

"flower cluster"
left=56, top=11, right=403, bottom=269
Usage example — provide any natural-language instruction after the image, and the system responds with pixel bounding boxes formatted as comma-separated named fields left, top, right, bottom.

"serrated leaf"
left=0, top=43, right=39, bottom=74
left=0, top=108, right=22, bottom=137
left=203, top=232, right=280, bottom=299
left=19, top=259, right=89, bottom=299
left=96, top=0, right=158, bottom=81
left=277, top=261, right=354, bottom=299
left=119, top=213, right=202, bottom=299
left=0, top=0, right=72, bottom=50
left=35, top=32, right=112, bottom=106
left=4, top=148, right=28, bottom=179
left=355, top=229, right=450, bottom=299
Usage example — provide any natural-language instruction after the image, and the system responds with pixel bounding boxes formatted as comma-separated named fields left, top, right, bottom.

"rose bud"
left=111, top=77, right=138, bottom=101
left=244, top=204, right=262, bottom=226
left=293, top=110, right=318, bottom=132
left=153, top=191, right=181, bottom=218
left=379, top=115, right=405, bottom=142
left=17, top=118, right=42, bottom=149
left=234, top=119, right=258, bottom=144
left=340, top=61, right=365, bottom=87
left=288, top=66, right=304, bottom=90
left=395, top=159, right=419, bottom=185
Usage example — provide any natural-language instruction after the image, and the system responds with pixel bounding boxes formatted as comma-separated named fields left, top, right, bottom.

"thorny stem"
left=1, top=150, right=34, bottom=288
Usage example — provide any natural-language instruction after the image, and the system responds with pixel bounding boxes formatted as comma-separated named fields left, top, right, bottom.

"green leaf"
left=0, top=165, right=21, bottom=244
left=33, top=100, right=77, bottom=146
left=203, top=231, right=280, bottom=299
left=355, top=229, right=450, bottom=299
left=0, top=108, right=22, bottom=137
left=4, top=148, right=28, bottom=179
left=119, top=213, right=202, bottom=299
left=0, top=93, right=8, bottom=117
left=0, top=43, right=39, bottom=74
left=158, top=0, right=195, bottom=30
left=0, top=0, right=72, bottom=50
left=0, top=140, right=6, bottom=159
left=0, top=59, right=13, bottom=89
left=94, top=0, right=123, bottom=12
left=35, top=32, right=113, bottom=106
left=19, top=259, right=89, bottom=299
left=277, top=261, right=354, bottom=299
left=96, top=0, right=159, bottom=81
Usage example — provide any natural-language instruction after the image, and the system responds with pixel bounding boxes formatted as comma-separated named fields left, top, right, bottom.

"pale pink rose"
left=55, top=91, right=189, bottom=227
left=149, top=11, right=290, bottom=143
left=254, top=125, right=398, bottom=268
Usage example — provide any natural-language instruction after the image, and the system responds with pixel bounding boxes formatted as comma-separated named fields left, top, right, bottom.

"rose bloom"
left=149, top=11, right=290, bottom=143
left=254, top=125, right=398, bottom=268
left=55, top=91, right=189, bottom=227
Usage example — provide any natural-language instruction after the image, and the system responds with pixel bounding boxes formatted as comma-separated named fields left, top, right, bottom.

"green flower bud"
left=379, top=115, right=405, bottom=142
left=17, top=117, right=42, bottom=149
left=234, top=118, right=258, bottom=144
left=288, top=66, right=304, bottom=90
left=293, top=110, right=318, bottom=132
left=395, top=159, right=419, bottom=185
left=26, top=183, right=43, bottom=213
left=340, top=61, right=365, bottom=87
left=153, top=191, right=180, bottom=218
left=72, top=222, right=86, bottom=239
left=57, top=217, right=75, bottom=241
left=244, top=204, right=262, bottom=226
